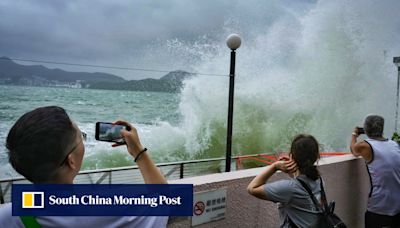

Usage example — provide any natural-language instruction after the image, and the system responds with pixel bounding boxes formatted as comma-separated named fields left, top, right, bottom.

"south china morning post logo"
left=13, top=184, right=193, bottom=216
left=22, top=192, right=44, bottom=209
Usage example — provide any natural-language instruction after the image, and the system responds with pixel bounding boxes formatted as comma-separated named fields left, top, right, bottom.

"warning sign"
left=191, top=188, right=226, bottom=226
left=193, top=201, right=205, bottom=216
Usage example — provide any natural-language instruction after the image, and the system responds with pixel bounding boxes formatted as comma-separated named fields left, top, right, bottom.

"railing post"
left=394, top=56, right=400, bottom=132
left=95, top=172, right=110, bottom=184
left=180, top=163, right=184, bottom=179
left=0, top=183, right=4, bottom=204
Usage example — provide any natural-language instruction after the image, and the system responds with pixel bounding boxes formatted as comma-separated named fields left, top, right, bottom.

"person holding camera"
left=247, top=134, right=322, bottom=227
left=350, top=115, right=400, bottom=228
left=0, top=106, right=168, bottom=228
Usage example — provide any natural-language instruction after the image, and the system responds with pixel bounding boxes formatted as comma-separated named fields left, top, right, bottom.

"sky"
left=0, top=0, right=315, bottom=80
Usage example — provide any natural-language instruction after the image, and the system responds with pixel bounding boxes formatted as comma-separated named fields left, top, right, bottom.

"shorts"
left=365, top=211, right=400, bottom=228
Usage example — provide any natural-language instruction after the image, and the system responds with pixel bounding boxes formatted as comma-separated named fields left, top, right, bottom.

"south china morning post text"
left=12, top=184, right=193, bottom=216
left=48, top=194, right=182, bottom=207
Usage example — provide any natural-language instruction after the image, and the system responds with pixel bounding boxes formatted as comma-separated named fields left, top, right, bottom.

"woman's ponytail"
left=299, top=165, right=319, bottom=181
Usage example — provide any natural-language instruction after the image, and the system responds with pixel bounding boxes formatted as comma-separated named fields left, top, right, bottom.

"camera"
left=95, top=122, right=130, bottom=143
left=356, top=127, right=365, bottom=134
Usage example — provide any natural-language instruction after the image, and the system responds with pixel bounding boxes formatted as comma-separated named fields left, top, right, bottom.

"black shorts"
left=365, top=211, right=400, bottom=228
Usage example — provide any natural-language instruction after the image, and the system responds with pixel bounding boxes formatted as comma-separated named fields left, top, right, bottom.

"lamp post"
left=394, top=57, right=400, bottom=132
left=225, top=34, right=241, bottom=172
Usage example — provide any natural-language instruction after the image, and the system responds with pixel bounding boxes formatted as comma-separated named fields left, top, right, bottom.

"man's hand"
left=110, top=120, right=167, bottom=184
left=352, top=127, right=361, bottom=138
left=350, top=126, right=373, bottom=162
left=111, top=120, right=144, bottom=158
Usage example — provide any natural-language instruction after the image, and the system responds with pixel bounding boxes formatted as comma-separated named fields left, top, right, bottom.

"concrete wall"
left=168, top=155, right=370, bottom=228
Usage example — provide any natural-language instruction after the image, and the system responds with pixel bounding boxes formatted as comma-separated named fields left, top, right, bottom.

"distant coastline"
left=0, top=57, right=192, bottom=93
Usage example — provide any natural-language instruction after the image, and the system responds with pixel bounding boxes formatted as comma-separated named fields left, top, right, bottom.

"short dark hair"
left=6, top=106, right=76, bottom=183
left=290, top=134, right=320, bottom=180
left=364, top=115, right=384, bottom=138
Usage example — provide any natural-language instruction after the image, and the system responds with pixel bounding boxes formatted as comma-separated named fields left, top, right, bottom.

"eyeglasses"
left=59, top=131, right=86, bottom=167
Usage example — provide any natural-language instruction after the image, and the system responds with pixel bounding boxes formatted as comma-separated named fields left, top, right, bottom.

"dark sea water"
left=0, top=85, right=181, bottom=179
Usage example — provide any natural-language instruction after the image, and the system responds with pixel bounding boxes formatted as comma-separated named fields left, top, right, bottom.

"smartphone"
left=357, top=127, right=365, bottom=134
left=95, top=122, right=128, bottom=143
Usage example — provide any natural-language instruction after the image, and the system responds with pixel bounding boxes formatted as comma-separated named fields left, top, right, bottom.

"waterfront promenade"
left=0, top=154, right=368, bottom=227
left=169, top=155, right=368, bottom=227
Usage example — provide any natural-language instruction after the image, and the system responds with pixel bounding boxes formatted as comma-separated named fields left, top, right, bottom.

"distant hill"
left=89, top=70, right=193, bottom=92
left=0, top=57, right=192, bottom=92
left=0, top=57, right=125, bottom=83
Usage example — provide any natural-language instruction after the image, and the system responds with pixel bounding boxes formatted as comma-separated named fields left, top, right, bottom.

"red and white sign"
left=192, top=188, right=226, bottom=226
left=193, top=201, right=205, bottom=216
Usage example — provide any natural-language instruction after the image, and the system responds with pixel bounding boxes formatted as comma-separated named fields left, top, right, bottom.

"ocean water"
left=0, top=85, right=182, bottom=178
left=2, top=0, right=400, bottom=179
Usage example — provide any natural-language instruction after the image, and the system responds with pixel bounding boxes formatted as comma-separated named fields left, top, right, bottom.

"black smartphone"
left=95, top=122, right=128, bottom=143
left=357, top=127, right=365, bottom=134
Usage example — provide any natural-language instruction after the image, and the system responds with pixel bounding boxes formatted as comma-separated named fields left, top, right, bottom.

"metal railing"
left=0, top=154, right=262, bottom=204
left=0, top=152, right=349, bottom=204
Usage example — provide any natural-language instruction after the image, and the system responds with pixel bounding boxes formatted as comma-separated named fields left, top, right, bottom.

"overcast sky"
left=0, top=0, right=315, bottom=79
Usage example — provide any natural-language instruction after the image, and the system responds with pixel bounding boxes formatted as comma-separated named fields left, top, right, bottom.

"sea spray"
left=170, top=0, right=400, bottom=158
left=2, top=0, right=400, bottom=178
left=92, top=0, right=400, bottom=163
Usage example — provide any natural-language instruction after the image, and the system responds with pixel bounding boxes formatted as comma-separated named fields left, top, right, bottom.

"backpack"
left=290, top=177, right=347, bottom=228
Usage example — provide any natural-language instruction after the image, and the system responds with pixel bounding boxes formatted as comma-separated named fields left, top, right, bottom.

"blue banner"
left=12, top=184, right=193, bottom=216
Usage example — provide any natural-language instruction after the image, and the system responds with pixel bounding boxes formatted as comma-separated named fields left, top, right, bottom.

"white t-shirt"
left=0, top=203, right=168, bottom=228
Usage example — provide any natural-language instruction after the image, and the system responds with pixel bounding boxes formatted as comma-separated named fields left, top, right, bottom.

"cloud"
left=0, top=0, right=313, bottom=79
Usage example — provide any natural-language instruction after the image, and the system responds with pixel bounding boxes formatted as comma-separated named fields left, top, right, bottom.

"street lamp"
left=225, top=34, right=241, bottom=172
left=394, top=57, right=400, bottom=132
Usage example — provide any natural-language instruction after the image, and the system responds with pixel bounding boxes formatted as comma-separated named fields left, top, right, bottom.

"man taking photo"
left=350, top=115, right=400, bottom=228
left=0, top=106, right=168, bottom=227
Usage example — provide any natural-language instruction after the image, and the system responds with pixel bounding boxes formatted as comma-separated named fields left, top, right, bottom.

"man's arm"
left=134, top=151, right=167, bottom=184
left=115, top=120, right=167, bottom=184
left=350, top=128, right=373, bottom=162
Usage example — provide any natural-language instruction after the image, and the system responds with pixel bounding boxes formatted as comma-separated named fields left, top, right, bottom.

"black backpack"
left=290, top=177, right=347, bottom=228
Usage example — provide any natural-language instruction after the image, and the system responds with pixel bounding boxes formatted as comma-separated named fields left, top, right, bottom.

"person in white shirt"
left=0, top=106, right=168, bottom=228
left=350, top=115, right=400, bottom=228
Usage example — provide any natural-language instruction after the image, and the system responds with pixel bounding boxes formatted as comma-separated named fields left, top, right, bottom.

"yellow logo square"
left=22, top=192, right=44, bottom=209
